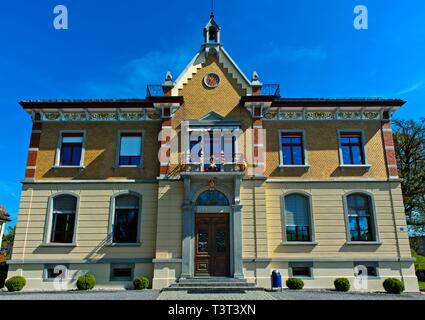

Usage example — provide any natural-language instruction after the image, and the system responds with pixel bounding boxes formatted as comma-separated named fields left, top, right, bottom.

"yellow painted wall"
left=35, top=122, right=161, bottom=180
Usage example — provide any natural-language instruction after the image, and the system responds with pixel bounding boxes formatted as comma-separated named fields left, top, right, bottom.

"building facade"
left=8, top=16, right=419, bottom=291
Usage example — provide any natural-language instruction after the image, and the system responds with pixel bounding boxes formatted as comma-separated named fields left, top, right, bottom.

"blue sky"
left=0, top=0, right=424, bottom=229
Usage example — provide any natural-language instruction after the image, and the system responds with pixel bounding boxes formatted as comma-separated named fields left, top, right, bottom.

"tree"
left=1, top=226, right=15, bottom=259
left=392, top=118, right=425, bottom=235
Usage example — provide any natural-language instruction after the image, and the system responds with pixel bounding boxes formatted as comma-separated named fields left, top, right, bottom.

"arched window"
left=196, top=190, right=229, bottom=206
left=284, top=194, right=311, bottom=242
left=50, top=195, right=77, bottom=243
left=113, top=194, right=140, bottom=243
left=346, top=193, right=375, bottom=241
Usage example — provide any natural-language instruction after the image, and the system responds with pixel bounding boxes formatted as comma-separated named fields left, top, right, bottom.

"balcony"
left=260, top=84, right=280, bottom=97
left=146, top=85, right=164, bottom=97
left=180, top=153, right=246, bottom=173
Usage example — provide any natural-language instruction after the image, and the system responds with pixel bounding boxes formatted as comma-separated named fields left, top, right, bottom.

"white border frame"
left=115, top=130, right=145, bottom=168
left=278, top=129, right=309, bottom=168
left=342, top=191, right=381, bottom=244
left=108, top=191, right=143, bottom=246
left=54, top=130, right=86, bottom=168
left=43, top=192, right=80, bottom=246
left=337, top=129, right=371, bottom=169
left=281, top=190, right=317, bottom=244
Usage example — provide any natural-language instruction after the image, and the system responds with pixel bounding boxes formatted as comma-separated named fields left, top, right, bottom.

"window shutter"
left=285, top=194, right=309, bottom=226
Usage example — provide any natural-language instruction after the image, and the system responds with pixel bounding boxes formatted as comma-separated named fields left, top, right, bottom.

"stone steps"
left=162, top=277, right=264, bottom=293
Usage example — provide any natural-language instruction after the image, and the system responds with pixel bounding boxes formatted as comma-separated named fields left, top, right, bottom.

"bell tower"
left=202, top=13, right=222, bottom=57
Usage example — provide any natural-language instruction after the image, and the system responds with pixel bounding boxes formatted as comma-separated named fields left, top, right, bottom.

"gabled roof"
left=0, top=205, right=11, bottom=222
left=199, top=111, right=225, bottom=121
left=172, top=48, right=252, bottom=95
left=204, top=14, right=221, bottom=31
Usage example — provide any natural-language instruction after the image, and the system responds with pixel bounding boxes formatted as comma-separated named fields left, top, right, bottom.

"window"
left=354, top=263, right=378, bottom=277
left=119, top=132, right=143, bottom=166
left=347, top=194, right=375, bottom=241
left=110, top=264, right=134, bottom=281
left=113, top=195, right=140, bottom=243
left=284, top=194, right=311, bottom=242
left=339, top=131, right=365, bottom=165
left=50, top=195, right=77, bottom=244
left=291, top=267, right=311, bottom=277
left=58, top=132, right=84, bottom=166
left=44, top=264, right=69, bottom=280
left=280, top=132, right=305, bottom=166
left=196, top=190, right=229, bottom=206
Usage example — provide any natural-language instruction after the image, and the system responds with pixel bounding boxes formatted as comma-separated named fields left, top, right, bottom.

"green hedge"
left=383, top=278, right=405, bottom=294
left=334, top=278, right=350, bottom=292
left=133, top=276, right=149, bottom=290
left=5, top=276, right=26, bottom=292
left=76, top=274, right=96, bottom=290
left=286, top=278, right=304, bottom=290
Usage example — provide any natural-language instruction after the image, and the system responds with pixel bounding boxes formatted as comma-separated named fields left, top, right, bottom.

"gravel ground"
left=268, top=289, right=425, bottom=300
left=0, top=289, right=424, bottom=300
left=0, top=289, right=160, bottom=300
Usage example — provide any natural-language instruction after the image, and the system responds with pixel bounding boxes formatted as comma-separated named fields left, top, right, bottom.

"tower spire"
left=210, top=0, right=214, bottom=18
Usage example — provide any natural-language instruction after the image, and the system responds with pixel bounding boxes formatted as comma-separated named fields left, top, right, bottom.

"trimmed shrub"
left=416, top=270, right=425, bottom=282
left=383, top=278, right=405, bottom=294
left=334, top=278, right=350, bottom=292
left=286, top=278, right=304, bottom=290
left=5, top=276, right=26, bottom=292
left=133, top=276, right=149, bottom=290
left=76, top=274, right=96, bottom=290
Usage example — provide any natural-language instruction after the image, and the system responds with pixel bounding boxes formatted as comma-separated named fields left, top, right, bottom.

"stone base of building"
left=7, top=260, right=419, bottom=293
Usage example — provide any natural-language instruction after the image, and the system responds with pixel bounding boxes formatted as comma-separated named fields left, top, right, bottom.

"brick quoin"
left=25, top=169, right=35, bottom=178
left=385, top=149, right=397, bottom=166
left=29, top=132, right=41, bottom=148
left=26, top=150, right=38, bottom=167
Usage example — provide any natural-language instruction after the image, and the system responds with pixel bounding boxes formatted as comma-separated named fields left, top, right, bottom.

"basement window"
left=43, top=264, right=69, bottom=281
left=289, top=263, right=313, bottom=278
left=110, top=264, right=134, bottom=281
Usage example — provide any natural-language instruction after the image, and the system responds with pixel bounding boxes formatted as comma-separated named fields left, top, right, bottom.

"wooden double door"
left=195, top=213, right=230, bottom=276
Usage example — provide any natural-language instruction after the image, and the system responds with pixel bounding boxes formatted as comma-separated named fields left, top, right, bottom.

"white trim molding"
left=342, top=190, right=380, bottom=244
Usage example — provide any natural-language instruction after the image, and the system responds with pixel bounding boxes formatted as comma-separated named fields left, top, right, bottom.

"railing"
left=146, top=85, right=164, bottom=97
left=260, top=84, right=280, bottom=97
left=180, top=153, right=246, bottom=173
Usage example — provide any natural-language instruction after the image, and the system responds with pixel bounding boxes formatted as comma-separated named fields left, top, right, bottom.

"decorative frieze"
left=261, top=109, right=385, bottom=121
left=41, top=109, right=162, bottom=122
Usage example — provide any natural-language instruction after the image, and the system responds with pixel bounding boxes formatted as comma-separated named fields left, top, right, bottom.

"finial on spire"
left=210, top=0, right=214, bottom=18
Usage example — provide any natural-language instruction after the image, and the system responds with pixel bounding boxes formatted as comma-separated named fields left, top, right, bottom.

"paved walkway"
left=0, top=289, right=424, bottom=300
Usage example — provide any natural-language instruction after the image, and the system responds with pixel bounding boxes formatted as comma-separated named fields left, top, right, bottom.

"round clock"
left=204, top=73, right=220, bottom=88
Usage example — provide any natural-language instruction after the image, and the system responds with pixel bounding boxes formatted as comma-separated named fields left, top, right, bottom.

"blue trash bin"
left=271, top=270, right=282, bottom=290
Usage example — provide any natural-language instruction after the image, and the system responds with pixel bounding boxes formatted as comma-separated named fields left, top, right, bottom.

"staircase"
left=162, top=277, right=264, bottom=294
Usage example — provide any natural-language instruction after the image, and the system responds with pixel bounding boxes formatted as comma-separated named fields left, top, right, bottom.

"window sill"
left=282, top=241, right=318, bottom=246
left=41, top=243, right=77, bottom=247
left=52, top=165, right=85, bottom=169
left=279, top=165, right=310, bottom=169
left=339, top=164, right=371, bottom=171
left=113, top=165, right=144, bottom=169
left=107, top=242, right=141, bottom=247
left=345, top=241, right=382, bottom=245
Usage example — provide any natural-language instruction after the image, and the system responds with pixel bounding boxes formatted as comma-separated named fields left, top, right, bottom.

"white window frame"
left=342, top=191, right=381, bottom=245
left=110, top=263, right=135, bottom=281
left=278, top=129, right=309, bottom=168
left=108, top=191, right=142, bottom=246
left=186, top=127, right=241, bottom=165
left=281, top=191, right=317, bottom=245
left=115, top=130, right=145, bottom=168
left=43, top=192, right=80, bottom=246
left=337, top=129, right=371, bottom=169
left=43, top=264, right=70, bottom=281
left=54, top=130, right=86, bottom=168
left=289, top=262, right=314, bottom=279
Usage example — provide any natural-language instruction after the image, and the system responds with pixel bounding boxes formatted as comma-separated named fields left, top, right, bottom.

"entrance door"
left=195, top=213, right=230, bottom=276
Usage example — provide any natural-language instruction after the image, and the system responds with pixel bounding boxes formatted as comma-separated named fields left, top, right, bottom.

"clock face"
left=204, top=73, right=220, bottom=88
